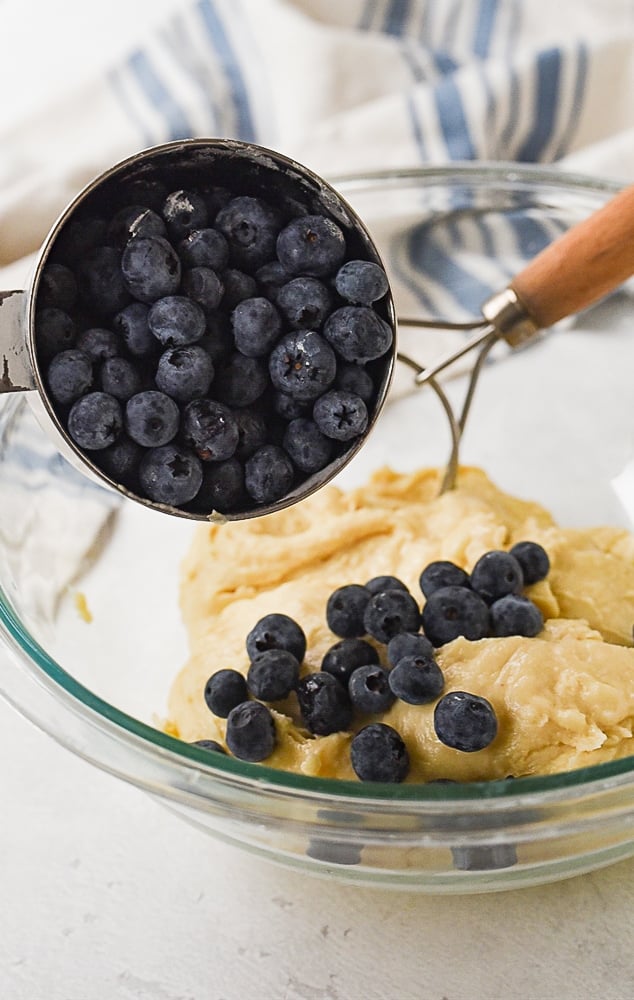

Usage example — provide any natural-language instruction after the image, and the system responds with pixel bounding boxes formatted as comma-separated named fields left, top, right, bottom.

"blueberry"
left=365, top=575, right=409, bottom=596
left=282, top=418, right=333, bottom=474
left=421, top=586, right=490, bottom=647
left=254, top=260, right=291, bottom=299
left=321, top=638, right=380, bottom=687
left=195, top=457, right=245, bottom=514
left=78, top=246, right=130, bottom=315
left=233, top=407, right=267, bottom=460
left=276, top=215, right=346, bottom=278
left=363, top=589, right=421, bottom=643
left=489, top=594, right=544, bottom=638
left=155, top=345, right=214, bottom=402
left=204, top=668, right=248, bottom=718
left=182, top=266, right=224, bottom=312
left=107, top=204, right=166, bottom=246
left=125, top=390, right=180, bottom=447
left=225, top=701, right=276, bottom=762
left=214, top=353, right=269, bottom=407
left=139, top=444, right=203, bottom=506
left=269, top=330, right=337, bottom=402
left=335, top=363, right=374, bottom=403
left=100, top=356, right=142, bottom=401
left=148, top=295, right=206, bottom=347
left=434, top=691, right=498, bottom=752
left=128, top=207, right=168, bottom=241
left=231, top=297, right=282, bottom=357
left=313, top=389, right=368, bottom=441
left=179, top=228, right=230, bottom=271
left=37, top=263, right=77, bottom=311
left=162, top=189, right=208, bottom=239
left=509, top=541, right=550, bottom=584
left=244, top=444, right=294, bottom=504
left=216, top=196, right=280, bottom=270
left=246, top=613, right=307, bottom=663
left=350, top=723, right=409, bottom=783
left=276, top=276, right=332, bottom=329
left=348, top=665, right=395, bottom=714
left=419, top=560, right=471, bottom=598
left=386, top=631, right=434, bottom=667
left=388, top=654, right=444, bottom=704
left=121, top=236, right=181, bottom=303
left=470, top=550, right=524, bottom=605
left=334, top=260, right=389, bottom=305
left=112, top=303, right=156, bottom=357
left=323, top=306, right=393, bottom=363
left=35, top=307, right=76, bottom=362
left=67, top=391, right=122, bottom=450
left=296, top=672, right=352, bottom=735
left=182, top=398, right=239, bottom=461
left=94, top=434, right=142, bottom=488
left=76, top=327, right=119, bottom=364
left=247, top=648, right=300, bottom=701
left=221, top=268, right=258, bottom=309
left=273, top=391, right=309, bottom=421
left=47, top=349, right=93, bottom=405
left=326, top=584, right=371, bottom=638
left=191, top=739, right=227, bottom=755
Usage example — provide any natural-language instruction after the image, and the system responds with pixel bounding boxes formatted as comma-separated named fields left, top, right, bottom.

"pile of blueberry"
left=196, top=541, right=550, bottom=783
left=36, top=176, right=393, bottom=514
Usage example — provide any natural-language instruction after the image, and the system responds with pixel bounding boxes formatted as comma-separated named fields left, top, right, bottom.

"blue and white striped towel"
left=1, top=0, right=633, bottom=614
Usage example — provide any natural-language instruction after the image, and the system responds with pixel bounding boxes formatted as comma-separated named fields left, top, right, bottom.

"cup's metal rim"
left=25, top=137, right=398, bottom=522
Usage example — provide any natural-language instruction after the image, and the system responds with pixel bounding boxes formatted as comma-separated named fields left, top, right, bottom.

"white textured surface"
left=2, top=695, right=634, bottom=1000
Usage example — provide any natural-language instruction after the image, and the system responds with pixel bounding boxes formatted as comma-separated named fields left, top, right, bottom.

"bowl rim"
left=3, top=159, right=634, bottom=808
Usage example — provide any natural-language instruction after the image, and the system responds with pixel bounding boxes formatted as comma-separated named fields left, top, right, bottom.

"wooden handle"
left=510, top=184, right=634, bottom=329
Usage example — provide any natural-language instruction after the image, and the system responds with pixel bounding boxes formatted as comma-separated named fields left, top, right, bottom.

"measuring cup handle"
left=0, top=290, right=36, bottom=392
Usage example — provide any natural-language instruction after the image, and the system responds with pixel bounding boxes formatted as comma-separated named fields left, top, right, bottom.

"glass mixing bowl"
left=1, top=163, right=634, bottom=893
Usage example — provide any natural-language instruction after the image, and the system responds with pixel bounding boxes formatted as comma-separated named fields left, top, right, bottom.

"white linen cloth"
left=1, top=0, right=633, bottom=616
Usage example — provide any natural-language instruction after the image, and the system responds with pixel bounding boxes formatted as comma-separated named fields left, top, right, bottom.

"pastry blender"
left=399, top=182, right=634, bottom=491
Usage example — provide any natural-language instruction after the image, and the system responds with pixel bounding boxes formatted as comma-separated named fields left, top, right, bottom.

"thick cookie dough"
left=167, top=466, right=634, bottom=781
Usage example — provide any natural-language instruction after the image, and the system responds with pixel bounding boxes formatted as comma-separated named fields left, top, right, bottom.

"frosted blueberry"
left=269, top=330, right=337, bottom=402
left=155, top=345, right=214, bottom=402
left=139, top=444, right=203, bottom=506
left=47, top=349, right=93, bottom=405
left=334, top=260, right=389, bottom=305
left=276, top=215, right=346, bottom=278
left=350, top=724, right=409, bottom=782
left=182, top=399, right=239, bottom=462
left=313, top=389, right=368, bottom=441
left=323, top=306, right=392, bottom=363
left=434, top=691, right=498, bottom=752
left=68, top=391, right=122, bottom=450
left=121, top=236, right=181, bottom=304
left=125, top=390, right=180, bottom=447
left=244, top=445, right=294, bottom=504
left=148, top=295, right=207, bottom=347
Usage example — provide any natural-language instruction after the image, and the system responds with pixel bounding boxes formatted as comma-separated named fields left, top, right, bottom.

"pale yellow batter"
left=166, top=466, right=634, bottom=781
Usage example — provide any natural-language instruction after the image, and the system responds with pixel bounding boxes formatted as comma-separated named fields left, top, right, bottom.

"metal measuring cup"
left=0, top=139, right=396, bottom=520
